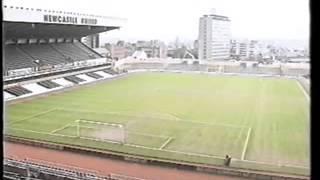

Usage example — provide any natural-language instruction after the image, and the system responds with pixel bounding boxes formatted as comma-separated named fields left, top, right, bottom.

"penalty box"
left=51, top=119, right=171, bottom=148
left=51, top=118, right=251, bottom=159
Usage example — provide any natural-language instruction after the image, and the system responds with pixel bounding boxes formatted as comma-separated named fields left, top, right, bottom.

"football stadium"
left=3, top=4, right=310, bottom=180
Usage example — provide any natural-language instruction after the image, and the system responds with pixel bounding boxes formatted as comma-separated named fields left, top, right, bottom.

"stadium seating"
left=37, top=80, right=61, bottom=89
left=52, top=43, right=99, bottom=61
left=5, top=86, right=32, bottom=96
left=4, top=42, right=103, bottom=72
left=4, top=158, right=106, bottom=180
left=85, top=72, right=103, bottom=79
left=64, top=75, right=86, bottom=84
left=73, top=42, right=102, bottom=59
left=20, top=44, right=67, bottom=65
left=4, top=45, right=36, bottom=71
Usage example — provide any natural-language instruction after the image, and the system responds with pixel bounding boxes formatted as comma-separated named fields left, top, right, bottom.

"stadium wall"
left=5, top=68, right=126, bottom=105
left=119, top=61, right=308, bottom=77
left=4, top=135, right=309, bottom=180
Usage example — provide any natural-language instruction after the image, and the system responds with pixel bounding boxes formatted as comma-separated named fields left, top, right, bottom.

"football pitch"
left=5, top=72, right=310, bottom=175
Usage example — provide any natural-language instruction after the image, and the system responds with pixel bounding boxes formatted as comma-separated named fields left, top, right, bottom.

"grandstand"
left=3, top=4, right=125, bottom=100
left=3, top=5, right=126, bottom=79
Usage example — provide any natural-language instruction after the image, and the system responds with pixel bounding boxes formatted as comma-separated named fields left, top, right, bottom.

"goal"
left=75, top=119, right=127, bottom=144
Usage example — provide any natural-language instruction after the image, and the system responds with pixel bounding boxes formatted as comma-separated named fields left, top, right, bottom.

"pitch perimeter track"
left=4, top=141, right=246, bottom=180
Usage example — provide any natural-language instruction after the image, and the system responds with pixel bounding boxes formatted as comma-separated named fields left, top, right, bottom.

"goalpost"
left=75, top=119, right=127, bottom=144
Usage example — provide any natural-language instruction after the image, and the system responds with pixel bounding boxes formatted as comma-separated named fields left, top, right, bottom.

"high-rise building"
left=198, top=13, right=231, bottom=60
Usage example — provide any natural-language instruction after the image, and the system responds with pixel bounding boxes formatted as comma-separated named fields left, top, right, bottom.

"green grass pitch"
left=5, top=72, right=310, bottom=175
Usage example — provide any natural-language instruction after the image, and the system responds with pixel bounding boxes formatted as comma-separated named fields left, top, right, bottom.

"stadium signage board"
left=3, top=5, right=126, bottom=27
left=43, top=14, right=98, bottom=25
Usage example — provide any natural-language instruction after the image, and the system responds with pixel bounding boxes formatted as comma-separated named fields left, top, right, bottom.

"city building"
left=198, top=13, right=231, bottom=60
left=132, top=50, right=148, bottom=60
left=230, top=39, right=259, bottom=60
left=136, top=40, right=167, bottom=58
left=105, top=44, right=129, bottom=60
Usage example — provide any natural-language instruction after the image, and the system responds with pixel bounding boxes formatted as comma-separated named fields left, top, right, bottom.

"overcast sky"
left=4, top=0, right=309, bottom=44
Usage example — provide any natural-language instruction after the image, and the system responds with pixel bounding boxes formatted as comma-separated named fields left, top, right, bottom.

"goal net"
left=76, top=119, right=126, bottom=144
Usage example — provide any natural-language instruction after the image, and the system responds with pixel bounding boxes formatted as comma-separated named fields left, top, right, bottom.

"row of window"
left=3, top=5, right=113, bottom=19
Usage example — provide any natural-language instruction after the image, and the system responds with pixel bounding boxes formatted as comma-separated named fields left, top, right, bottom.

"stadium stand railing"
left=4, top=157, right=149, bottom=180
left=37, top=80, right=61, bottom=89
left=5, top=86, right=32, bottom=96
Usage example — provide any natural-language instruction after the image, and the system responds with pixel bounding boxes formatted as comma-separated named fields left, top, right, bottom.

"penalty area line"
left=6, top=127, right=77, bottom=138
left=159, top=137, right=173, bottom=150
left=55, top=108, right=247, bottom=129
left=125, top=143, right=225, bottom=160
left=10, top=108, right=57, bottom=125
left=241, top=127, right=252, bottom=160
left=50, top=123, right=72, bottom=134
left=296, top=80, right=310, bottom=102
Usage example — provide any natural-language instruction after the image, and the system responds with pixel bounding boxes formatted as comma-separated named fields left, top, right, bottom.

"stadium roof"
left=3, top=5, right=127, bottom=39
left=4, top=22, right=119, bottom=39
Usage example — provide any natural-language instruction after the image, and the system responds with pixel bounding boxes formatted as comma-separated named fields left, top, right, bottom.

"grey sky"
left=4, top=0, right=309, bottom=43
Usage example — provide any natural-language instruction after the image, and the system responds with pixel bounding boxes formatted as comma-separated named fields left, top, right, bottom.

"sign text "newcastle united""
left=43, top=15, right=97, bottom=25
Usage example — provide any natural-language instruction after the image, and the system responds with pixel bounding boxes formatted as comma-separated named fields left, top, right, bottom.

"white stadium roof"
left=3, top=4, right=127, bottom=27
